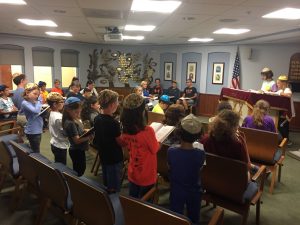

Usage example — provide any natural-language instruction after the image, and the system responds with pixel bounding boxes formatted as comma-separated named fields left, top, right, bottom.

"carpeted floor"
left=0, top=130, right=300, bottom=225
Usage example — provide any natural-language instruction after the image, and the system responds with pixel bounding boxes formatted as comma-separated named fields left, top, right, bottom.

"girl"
left=21, top=83, right=43, bottom=153
left=62, top=97, right=93, bottom=176
left=121, top=93, right=160, bottom=198
left=81, top=96, right=100, bottom=127
left=0, top=85, right=18, bottom=119
left=242, top=100, right=276, bottom=133
left=47, top=92, right=69, bottom=165
left=260, top=67, right=277, bottom=92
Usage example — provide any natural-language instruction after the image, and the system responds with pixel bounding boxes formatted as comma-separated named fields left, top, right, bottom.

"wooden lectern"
left=220, top=88, right=292, bottom=129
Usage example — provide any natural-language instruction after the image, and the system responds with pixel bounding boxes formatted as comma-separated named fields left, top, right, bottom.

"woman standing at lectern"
left=260, top=67, right=277, bottom=92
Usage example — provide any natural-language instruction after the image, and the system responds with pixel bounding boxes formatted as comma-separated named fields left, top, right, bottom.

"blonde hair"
left=253, top=100, right=270, bottom=127
left=140, top=81, right=147, bottom=86
left=209, top=110, right=240, bottom=141
left=23, top=83, right=39, bottom=100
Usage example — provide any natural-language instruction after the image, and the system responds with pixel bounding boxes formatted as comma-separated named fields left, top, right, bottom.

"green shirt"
left=152, top=104, right=164, bottom=114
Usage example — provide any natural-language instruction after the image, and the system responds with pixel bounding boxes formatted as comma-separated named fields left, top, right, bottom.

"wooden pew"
left=239, top=127, right=287, bottom=194
left=147, top=111, right=165, bottom=125
left=202, top=153, right=266, bottom=225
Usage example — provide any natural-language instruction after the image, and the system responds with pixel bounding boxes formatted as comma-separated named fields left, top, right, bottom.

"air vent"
left=82, top=8, right=127, bottom=19
left=104, top=33, right=123, bottom=42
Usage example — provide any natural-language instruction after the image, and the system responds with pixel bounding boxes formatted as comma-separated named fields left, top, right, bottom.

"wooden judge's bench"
left=220, top=88, right=293, bottom=129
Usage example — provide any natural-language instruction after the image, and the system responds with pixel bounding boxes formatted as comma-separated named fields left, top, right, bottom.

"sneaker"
left=287, top=141, right=293, bottom=147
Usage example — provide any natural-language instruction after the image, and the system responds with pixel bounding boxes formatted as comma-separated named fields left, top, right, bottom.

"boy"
left=168, top=114, right=205, bottom=224
left=67, top=82, right=83, bottom=100
left=93, top=89, right=124, bottom=193
left=51, top=79, right=64, bottom=96
left=47, top=92, right=69, bottom=164
left=0, top=85, right=18, bottom=118
left=152, top=95, right=170, bottom=114
left=38, top=81, right=48, bottom=104
left=181, top=79, right=197, bottom=110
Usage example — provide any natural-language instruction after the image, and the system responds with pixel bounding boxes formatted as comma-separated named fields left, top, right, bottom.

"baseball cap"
left=123, top=93, right=144, bottom=109
left=278, top=75, right=288, bottom=81
left=65, top=97, right=81, bottom=106
left=181, top=114, right=202, bottom=134
left=160, top=95, right=171, bottom=104
left=0, top=85, right=7, bottom=91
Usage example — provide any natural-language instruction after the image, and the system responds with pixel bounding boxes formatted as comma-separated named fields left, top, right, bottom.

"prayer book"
left=150, top=122, right=175, bottom=143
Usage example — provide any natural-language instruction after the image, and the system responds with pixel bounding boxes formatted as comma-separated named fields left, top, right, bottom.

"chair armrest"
left=0, top=127, right=21, bottom=135
left=279, top=138, right=287, bottom=156
left=252, top=165, right=266, bottom=192
left=141, top=186, right=157, bottom=202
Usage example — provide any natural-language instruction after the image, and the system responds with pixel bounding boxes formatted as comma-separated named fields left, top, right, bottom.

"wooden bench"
left=202, top=153, right=266, bottom=225
left=147, top=111, right=165, bottom=125
left=239, top=127, right=287, bottom=194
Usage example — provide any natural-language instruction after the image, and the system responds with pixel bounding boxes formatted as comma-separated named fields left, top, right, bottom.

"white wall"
left=1, top=34, right=300, bottom=96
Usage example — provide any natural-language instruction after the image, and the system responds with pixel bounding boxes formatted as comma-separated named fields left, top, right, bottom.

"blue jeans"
left=129, top=182, right=154, bottom=199
left=51, top=144, right=67, bottom=165
left=102, top=162, right=123, bottom=192
left=26, top=134, right=41, bottom=153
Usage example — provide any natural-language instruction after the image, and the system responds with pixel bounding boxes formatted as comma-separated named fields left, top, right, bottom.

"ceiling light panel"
left=188, top=38, right=214, bottom=42
left=125, top=25, right=155, bottom=31
left=18, top=19, right=58, bottom=27
left=213, top=28, right=250, bottom=35
left=262, top=8, right=300, bottom=20
left=0, top=0, right=26, bottom=5
left=46, top=32, right=72, bottom=37
left=122, top=35, right=144, bottom=40
left=131, top=0, right=182, bottom=13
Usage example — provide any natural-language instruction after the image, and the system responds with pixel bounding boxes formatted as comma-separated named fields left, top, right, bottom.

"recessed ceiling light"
left=131, top=0, right=182, bottom=13
left=262, top=8, right=300, bottom=20
left=125, top=25, right=155, bottom=31
left=213, top=28, right=250, bottom=35
left=188, top=38, right=214, bottom=42
left=46, top=32, right=72, bottom=37
left=18, top=19, right=57, bottom=27
left=0, top=0, right=26, bottom=5
left=123, top=35, right=144, bottom=40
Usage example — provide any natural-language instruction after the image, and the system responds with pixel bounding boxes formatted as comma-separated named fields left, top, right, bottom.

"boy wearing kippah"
left=47, top=92, right=69, bottom=164
left=168, top=114, right=205, bottom=224
left=94, top=89, right=124, bottom=193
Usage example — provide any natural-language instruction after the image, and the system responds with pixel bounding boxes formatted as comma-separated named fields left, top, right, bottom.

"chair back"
left=147, top=111, right=165, bottom=125
left=157, top=144, right=169, bottom=181
left=202, top=153, right=248, bottom=204
left=239, top=127, right=278, bottom=164
left=63, top=172, right=115, bottom=225
left=30, top=156, right=70, bottom=211
left=120, top=195, right=191, bottom=225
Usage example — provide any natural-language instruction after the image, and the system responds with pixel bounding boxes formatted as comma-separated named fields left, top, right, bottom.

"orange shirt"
left=51, top=87, right=64, bottom=96
left=122, top=126, right=160, bottom=186
left=40, top=90, right=49, bottom=104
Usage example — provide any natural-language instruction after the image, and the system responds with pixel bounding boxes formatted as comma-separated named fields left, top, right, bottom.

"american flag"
left=231, top=50, right=240, bottom=89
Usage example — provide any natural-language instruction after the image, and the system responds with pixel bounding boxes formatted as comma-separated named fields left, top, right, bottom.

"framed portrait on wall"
left=186, top=62, right=197, bottom=83
left=164, top=62, right=173, bottom=81
left=212, top=62, right=225, bottom=85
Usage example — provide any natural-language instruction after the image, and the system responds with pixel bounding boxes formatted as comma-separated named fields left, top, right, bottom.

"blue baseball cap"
left=65, top=97, right=81, bottom=106
left=160, top=95, right=171, bottom=104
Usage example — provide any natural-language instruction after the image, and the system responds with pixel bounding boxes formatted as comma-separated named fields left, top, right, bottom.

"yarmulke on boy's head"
left=98, top=89, right=119, bottom=109
left=181, top=114, right=202, bottom=134
left=160, top=95, right=171, bottom=104
left=24, top=83, right=38, bottom=91
left=65, top=97, right=81, bottom=106
left=47, top=92, right=64, bottom=102
left=123, top=93, right=144, bottom=109
left=38, top=81, right=46, bottom=87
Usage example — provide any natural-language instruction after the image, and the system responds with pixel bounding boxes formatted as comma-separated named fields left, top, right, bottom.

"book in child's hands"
left=179, top=97, right=191, bottom=100
left=79, top=127, right=95, bottom=139
left=150, top=122, right=175, bottom=143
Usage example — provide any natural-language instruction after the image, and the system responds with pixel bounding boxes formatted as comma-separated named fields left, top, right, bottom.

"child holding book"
left=62, top=97, right=92, bottom=176
left=21, top=83, right=43, bottom=153
left=121, top=93, right=160, bottom=198
left=94, top=89, right=124, bottom=193
left=47, top=92, right=69, bottom=165
left=168, top=114, right=205, bottom=224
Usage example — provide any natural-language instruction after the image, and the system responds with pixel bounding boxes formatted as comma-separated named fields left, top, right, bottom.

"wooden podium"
left=220, top=88, right=292, bottom=129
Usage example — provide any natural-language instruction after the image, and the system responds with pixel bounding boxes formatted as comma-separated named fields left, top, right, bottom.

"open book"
left=36, top=105, right=50, bottom=117
left=150, top=122, right=175, bottom=143
left=179, top=97, right=191, bottom=100
left=79, top=127, right=95, bottom=139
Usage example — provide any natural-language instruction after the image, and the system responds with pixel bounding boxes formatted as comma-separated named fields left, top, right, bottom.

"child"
left=38, top=81, right=48, bottom=104
left=67, top=82, right=83, bottom=101
left=152, top=95, right=170, bottom=115
left=62, top=97, right=92, bottom=176
left=51, top=79, right=64, bottom=96
left=260, top=68, right=277, bottom=92
left=94, top=89, right=123, bottom=193
left=81, top=96, right=100, bottom=127
left=121, top=93, right=160, bottom=198
left=0, top=85, right=18, bottom=118
left=47, top=92, right=69, bottom=165
left=168, top=114, right=205, bottom=224
left=21, top=83, right=43, bottom=153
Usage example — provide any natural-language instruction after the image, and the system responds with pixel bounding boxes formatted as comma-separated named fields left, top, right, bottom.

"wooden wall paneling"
left=197, top=93, right=220, bottom=117
left=290, top=101, right=300, bottom=131
left=0, top=65, right=12, bottom=89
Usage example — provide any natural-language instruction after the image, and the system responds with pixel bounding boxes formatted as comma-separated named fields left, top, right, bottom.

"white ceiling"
left=0, top=0, right=300, bottom=45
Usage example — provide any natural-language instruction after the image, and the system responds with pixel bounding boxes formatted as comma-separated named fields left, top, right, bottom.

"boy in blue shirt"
left=168, top=114, right=205, bottom=224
